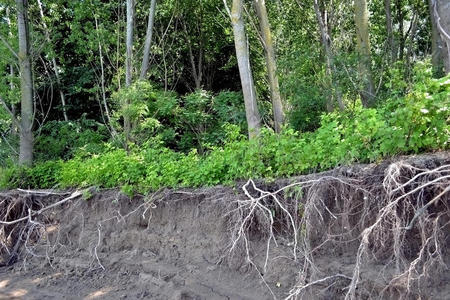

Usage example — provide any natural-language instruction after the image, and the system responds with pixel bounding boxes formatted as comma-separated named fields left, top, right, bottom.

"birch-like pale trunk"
left=231, top=0, right=261, bottom=139
left=354, top=0, right=376, bottom=108
left=94, top=16, right=114, bottom=131
left=125, top=0, right=135, bottom=144
left=313, top=0, right=344, bottom=112
left=428, top=0, right=445, bottom=77
left=37, top=0, right=68, bottom=121
left=433, top=0, right=450, bottom=74
left=254, top=0, right=284, bottom=133
left=16, top=0, right=34, bottom=166
left=140, top=0, right=157, bottom=80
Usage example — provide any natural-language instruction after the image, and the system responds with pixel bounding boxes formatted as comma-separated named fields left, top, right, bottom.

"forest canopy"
left=0, top=0, right=449, bottom=191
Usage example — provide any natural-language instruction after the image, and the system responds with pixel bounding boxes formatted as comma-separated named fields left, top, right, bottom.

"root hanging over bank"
left=0, top=190, right=84, bottom=267
left=227, top=154, right=449, bottom=299
left=0, top=152, right=449, bottom=300
left=344, top=161, right=450, bottom=300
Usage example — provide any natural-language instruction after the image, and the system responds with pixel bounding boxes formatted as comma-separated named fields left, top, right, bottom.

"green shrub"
left=34, top=117, right=108, bottom=161
left=0, top=134, right=19, bottom=167
left=110, top=82, right=247, bottom=153
left=2, top=75, right=448, bottom=192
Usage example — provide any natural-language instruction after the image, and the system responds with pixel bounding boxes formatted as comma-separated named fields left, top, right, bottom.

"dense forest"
left=0, top=0, right=449, bottom=191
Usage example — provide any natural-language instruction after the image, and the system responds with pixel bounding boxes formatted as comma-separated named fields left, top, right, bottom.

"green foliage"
left=177, top=90, right=247, bottom=152
left=34, top=117, right=108, bottom=161
left=111, top=81, right=247, bottom=152
left=0, top=134, right=18, bottom=167
left=279, top=46, right=327, bottom=132
left=3, top=75, right=447, bottom=192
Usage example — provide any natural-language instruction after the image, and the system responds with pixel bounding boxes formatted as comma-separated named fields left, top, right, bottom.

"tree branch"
left=0, top=95, right=20, bottom=129
left=223, top=0, right=231, bottom=19
left=433, top=0, right=450, bottom=41
left=0, top=33, right=19, bottom=59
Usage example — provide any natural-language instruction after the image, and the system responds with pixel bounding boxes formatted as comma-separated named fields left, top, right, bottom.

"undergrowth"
left=0, top=75, right=448, bottom=192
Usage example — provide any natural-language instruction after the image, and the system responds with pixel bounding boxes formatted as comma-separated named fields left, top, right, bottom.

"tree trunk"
left=384, top=0, right=396, bottom=61
left=94, top=15, right=115, bottom=133
left=125, top=0, right=135, bottom=144
left=231, top=0, right=261, bottom=139
left=254, top=0, right=284, bottom=133
left=433, top=0, right=450, bottom=74
left=139, top=0, right=157, bottom=80
left=6, top=8, right=18, bottom=135
left=16, top=0, right=34, bottom=166
left=37, top=0, right=68, bottom=121
left=182, top=21, right=203, bottom=90
left=428, top=0, right=445, bottom=77
left=9, top=64, right=18, bottom=136
left=396, top=0, right=405, bottom=60
left=405, top=12, right=418, bottom=77
left=313, top=0, right=344, bottom=112
left=354, top=0, right=376, bottom=108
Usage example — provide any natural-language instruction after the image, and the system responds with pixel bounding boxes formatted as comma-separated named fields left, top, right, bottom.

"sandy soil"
left=0, top=152, right=449, bottom=299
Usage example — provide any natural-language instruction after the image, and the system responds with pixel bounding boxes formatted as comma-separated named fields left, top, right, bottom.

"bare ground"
left=0, top=152, right=449, bottom=299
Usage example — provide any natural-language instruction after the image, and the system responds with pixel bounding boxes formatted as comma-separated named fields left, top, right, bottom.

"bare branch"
left=0, top=95, right=20, bottom=129
left=0, top=33, right=19, bottom=59
left=433, top=0, right=450, bottom=41
left=223, top=0, right=231, bottom=19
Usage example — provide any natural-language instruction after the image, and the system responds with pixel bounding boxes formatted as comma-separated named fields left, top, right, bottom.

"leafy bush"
left=0, top=134, right=19, bottom=167
left=34, top=117, right=108, bottom=161
left=1, top=75, right=448, bottom=192
left=111, top=81, right=247, bottom=152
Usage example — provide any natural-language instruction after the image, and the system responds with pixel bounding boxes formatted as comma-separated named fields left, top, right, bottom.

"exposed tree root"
left=0, top=154, right=448, bottom=299
left=344, top=162, right=450, bottom=300
left=227, top=158, right=449, bottom=299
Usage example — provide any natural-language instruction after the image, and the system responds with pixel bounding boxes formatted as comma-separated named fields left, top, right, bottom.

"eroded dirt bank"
left=0, top=152, right=449, bottom=299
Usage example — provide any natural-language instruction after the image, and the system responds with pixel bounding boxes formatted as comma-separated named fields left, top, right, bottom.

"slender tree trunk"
left=16, top=0, right=33, bottom=166
left=396, top=0, right=405, bottom=60
left=124, top=0, right=135, bottom=145
left=6, top=8, right=17, bottom=135
left=385, top=0, right=396, bottom=61
left=140, top=0, right=157, bottom=80
left=182, top=21, right=203, bottom=90
left=254, top=0, right=284, bottom=133
left=231, top=0, right=261, bottom=139
left=94, top=15, right=115, bottom=132
left=433, top=0, right=450, bottom=74
left=37, top=0, right=68, bottom=121
left=9, top=64, right=18, bottom=136
left=354, top=0, right=376, bottom=108
left=428, top=0, right=445, bottom=77
left=405, top=13, right=418, bottom=77
left=117, top=4, right=123, bottom=90
left=313, top=0, right=344, bottom=112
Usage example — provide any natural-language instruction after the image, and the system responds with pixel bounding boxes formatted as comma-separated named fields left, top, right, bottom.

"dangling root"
left=0, top=190, right=82, bottom=266
left=344, top=162, right=450, bottom=300
left=0, top=188, right=182, bottom=270
left=0, top=155, right=448, bottom=299
left=228, top=158, right=449, bottom=299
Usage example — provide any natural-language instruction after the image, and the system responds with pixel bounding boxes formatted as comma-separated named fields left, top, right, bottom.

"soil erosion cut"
left=0, top=152, right=449, bottom=299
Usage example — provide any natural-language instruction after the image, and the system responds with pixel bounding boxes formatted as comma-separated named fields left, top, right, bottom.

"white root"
left=0, top=157, right=448, bottom=300
left=344, top=162, right=449, bottom=300
left=228, top=160, right=448, bottom=299
left=0, top=190, right=82, bottom=226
